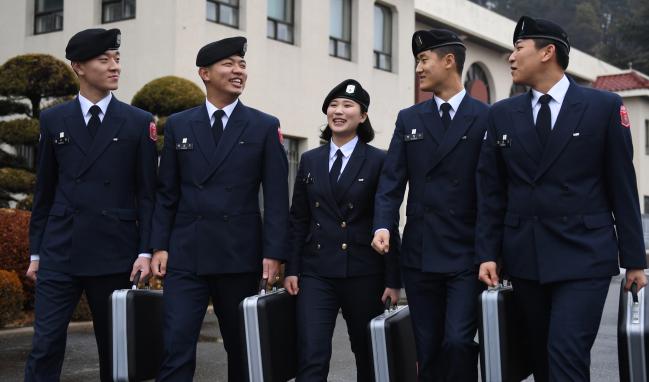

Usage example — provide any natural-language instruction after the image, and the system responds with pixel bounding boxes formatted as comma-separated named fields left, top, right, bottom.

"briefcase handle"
left=384, top=297, right=397, bottom=312
left=631, top=282, right=639, bottom=304
left=132, top=270, right=142, bottom=290
left=259, top=278, right=268, bottom=295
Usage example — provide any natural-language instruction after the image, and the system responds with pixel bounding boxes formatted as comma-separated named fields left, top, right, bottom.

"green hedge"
left=0, top=54, right=78, bottom=102
left=0, top=269, right=24, bottom=327
left=0, top=118, right=39, bottom=145
left=132, top=76, right=204, bottom=117
left=0, top=167, right=36, bottom=193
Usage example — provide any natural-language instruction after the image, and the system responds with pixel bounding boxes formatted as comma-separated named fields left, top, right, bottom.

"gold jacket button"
left=315, top=201, right=320, bottom=208
left=316, top=243, right=321, bottom=250
left=340, top=221, right=347, bottom=228
left=341, top=243, right=348, bottom=250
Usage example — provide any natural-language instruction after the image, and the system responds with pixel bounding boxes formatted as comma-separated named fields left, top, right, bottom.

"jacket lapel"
left=335, top=141, right=366, bottom=203
left=417, top=99, right=445, bottom=145
left=190, top=104, right=215, bottom=164
left=427, top=96, right=476, bottom=172
left=316, top=144, right=342, bottom=217
left=512, top=92, right=543, bottom=164
left=200, top=101, right=249, bottom=184
left=63, top=98, right=91, bottom=156
left=534, top=83, right=586, bottom=182
left=77, top=97, right=125, bottom=176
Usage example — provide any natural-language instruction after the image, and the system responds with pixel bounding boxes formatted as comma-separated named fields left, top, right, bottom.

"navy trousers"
left=295, top=274, right=384, bottom=382
left=24, top=268, right=130, bottom=382
left=402, top=267, right=483, bottom=382
left=512, top=277, right=610, bottom=382
left=156, top=270, right=258, bottom=382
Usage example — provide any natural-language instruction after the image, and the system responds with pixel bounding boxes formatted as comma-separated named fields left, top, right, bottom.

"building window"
left=645, top=119, right=648, bottom=155
left=102, top=0, right=136, bottom=23
left=330, top=0, right=351, bottom=60
left=267, top=0, right=294, bottom=44
left=206, top=0, right=239, bottom=28
left=373, top=4, right=392, bottom=71
left=464, top=63, right=491, bottom=104
left=34, top=0, right=63, bottom=34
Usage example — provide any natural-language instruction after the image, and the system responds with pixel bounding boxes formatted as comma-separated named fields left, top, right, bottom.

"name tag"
left=302, top=172, right=314, bottom=184
left=404, top=133, right=424, bottom=142
left=175, top=143, right=193, bottom=150
left=54, top=137, right=70, bottom=145
left=496, top=134, right=512, bottom=148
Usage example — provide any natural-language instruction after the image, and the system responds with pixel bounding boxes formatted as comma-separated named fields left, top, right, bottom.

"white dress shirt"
left=329, top=135, right=359, bottom=180
left=205, top=98, right=239, bottom=129
left=78, top=92, right=112, bottom=125
left=531, top=75, right=570, bottom=129
left=433, top=88, right=467, bottom=120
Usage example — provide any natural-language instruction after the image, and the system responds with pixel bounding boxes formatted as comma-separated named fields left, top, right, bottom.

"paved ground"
left=0, top=276, right=625, bottom=381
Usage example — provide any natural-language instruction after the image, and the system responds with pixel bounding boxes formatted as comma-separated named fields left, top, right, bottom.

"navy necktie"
left=330, top=149, right=343, bottom=195
left=440, top=102, right=452, bottom=133
left=536, top=94, right=552, bottom=147
left=212, top=109, right=225, bottom=146
left=88, top=105, right=101, bottom=138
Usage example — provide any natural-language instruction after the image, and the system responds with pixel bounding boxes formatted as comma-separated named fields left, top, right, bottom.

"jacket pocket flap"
left=116, top=209, right=137, bottom=221
left=503, top=213, right=519, bottom=227
left=583, top=213, right=613, bottom=229
left=48, top=204, right=67, bottom=217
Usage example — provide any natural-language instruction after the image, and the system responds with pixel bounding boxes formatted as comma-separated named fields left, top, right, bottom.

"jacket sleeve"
left=261, top=119, right=290, bottom=261
left=149, top=117, right=180, bottom=251
left=475, top=110, right=508, bottom=264
left=29, top=112, right=58, bottom=255
left=286, top=155, right=311, bottom=276
left=136, top=113, right=158, bottom=254
left=604, top=96, right=647, bottom=269
left=373, top=112, right=408, bottom=232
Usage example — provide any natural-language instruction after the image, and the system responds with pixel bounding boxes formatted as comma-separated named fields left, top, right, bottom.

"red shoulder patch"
left=149, top=122, right=158, bottom=141
left=620, top=105, right=631, bottom=128
left=277, top=127, right=284, bottom=144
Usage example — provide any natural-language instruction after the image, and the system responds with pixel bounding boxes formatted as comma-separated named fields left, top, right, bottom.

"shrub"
left=0, top=269, right=24, bottom=327
left=0, top=150, right=28, bottom=169
left=131, top=76, right=204, bottom=117
left=0, top=118, right=40, bottom=145
left=0, top=167, right=36, bottom=193
left=0, top=99, right=29, bottom=117
left=0, top=208, right=33, bottom=308
left=71, top=292, right=93, bottom=322
left=16, top=194, right=33, bottom=211
left=0, top=54, right=78, bottom=118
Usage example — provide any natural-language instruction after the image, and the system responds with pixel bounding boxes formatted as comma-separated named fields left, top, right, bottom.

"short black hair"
left=431, top=45, right=466, bottom=75
left=320, top=116, right=375, bottom=143
left=533, top=38, right=569, bottom=70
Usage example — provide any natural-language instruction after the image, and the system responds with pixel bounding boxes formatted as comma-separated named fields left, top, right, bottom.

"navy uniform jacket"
left=374, top=95, right=489, bottom=273
left=29, top=97, right=157, bottom=276
left=150, top=101, right=289, bottom=274
left=286, top=141, right=401, bottom=288
left=476, top=81, right=646, bottom=283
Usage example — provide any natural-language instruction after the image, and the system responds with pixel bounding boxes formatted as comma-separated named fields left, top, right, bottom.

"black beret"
left=196, top=36, right=247, bottom=67
left=65, top=28, right=121, bottom=61
left=412, top=28, right=465, bottom=57
left=513, top=16, right=570, bottom=51
left=322, top=79, right=370, bottom=114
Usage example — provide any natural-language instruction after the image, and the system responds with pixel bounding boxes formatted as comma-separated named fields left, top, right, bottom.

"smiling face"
left=326, top=97, right=367, bottom=139
left=509, top=39, right=547, bottom=86
left=415, top=49, right=450, bottom=93
left=73, top=50, right=120, bottom=92
left=199, top=55, right=247, bottom=97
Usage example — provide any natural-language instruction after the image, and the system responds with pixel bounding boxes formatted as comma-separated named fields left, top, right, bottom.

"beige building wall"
left=0, top=0, right=416, bottom=151
left=618, top=93, right=649, bottom=212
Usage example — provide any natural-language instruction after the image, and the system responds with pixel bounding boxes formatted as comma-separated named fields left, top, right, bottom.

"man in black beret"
left=25, top=28, right=157, bottom=381
left=373, top=28, right=489, bottom=381
left=150, top=36, right=289, bottom=381
left=477, top=15, right=647, bottom=380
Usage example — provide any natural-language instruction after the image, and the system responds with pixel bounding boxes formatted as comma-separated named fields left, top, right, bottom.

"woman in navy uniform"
left=284, top=79, right=401, bottom=382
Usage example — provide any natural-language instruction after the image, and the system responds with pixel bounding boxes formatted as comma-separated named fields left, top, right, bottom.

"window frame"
left=34, top=0, right=64, bottom=35
left=267, top=0, right=295, bottom=44
left=645, top=119, right=649, bottom=156
left=329, top=0, right=352, bottom=60
left=206, top=0, right=240, bottom=28
left=101, top=0, right=136, bottom=24
left=373, top=3, right=392, bottom=72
